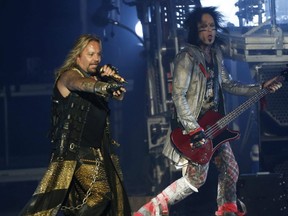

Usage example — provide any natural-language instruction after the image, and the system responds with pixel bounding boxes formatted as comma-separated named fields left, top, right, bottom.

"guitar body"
left=170, top=110, right=240, bottom=164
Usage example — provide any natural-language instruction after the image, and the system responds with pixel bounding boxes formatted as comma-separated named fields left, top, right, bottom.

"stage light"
left=135, top=20, right=143, bottom=39
left=201, top=0, right=240, bottom=26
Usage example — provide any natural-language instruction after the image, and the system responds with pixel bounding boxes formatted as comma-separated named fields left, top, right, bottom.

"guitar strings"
left=204, top=88, right=269, bottom=138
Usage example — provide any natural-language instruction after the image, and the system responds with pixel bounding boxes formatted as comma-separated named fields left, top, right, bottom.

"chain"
left=61, top=152, right=102, bottom=211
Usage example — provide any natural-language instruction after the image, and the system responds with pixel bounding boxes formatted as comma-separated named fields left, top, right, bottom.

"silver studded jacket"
left=163, top=44, right=261, bottom=164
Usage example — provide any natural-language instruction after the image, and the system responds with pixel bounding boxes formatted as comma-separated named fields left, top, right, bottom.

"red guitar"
left=170, top=69, right=287, bottom=164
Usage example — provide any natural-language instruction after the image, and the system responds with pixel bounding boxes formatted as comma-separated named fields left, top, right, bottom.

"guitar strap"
left=199, top=63, right=210, bottom=78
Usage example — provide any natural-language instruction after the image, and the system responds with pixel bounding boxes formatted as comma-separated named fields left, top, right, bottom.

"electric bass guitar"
left=170, top=69, right=287, bottom=164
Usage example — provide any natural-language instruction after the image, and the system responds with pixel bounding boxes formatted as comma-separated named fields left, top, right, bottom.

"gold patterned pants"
left=62, top=148, right=112, bottom=216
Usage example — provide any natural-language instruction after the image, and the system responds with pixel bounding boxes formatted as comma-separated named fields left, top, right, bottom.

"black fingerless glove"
left=106, top=83, right=124, bottom=95
left=93, top=81, right=123, bottom=97
left=190, top=129, right=206, bottom=148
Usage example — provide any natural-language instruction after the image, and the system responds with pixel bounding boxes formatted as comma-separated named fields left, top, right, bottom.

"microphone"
left=97, top=65, right=128, bottom=84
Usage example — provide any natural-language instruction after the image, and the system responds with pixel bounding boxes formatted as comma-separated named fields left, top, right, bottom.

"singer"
left=20, top=34, right=131, bottom=216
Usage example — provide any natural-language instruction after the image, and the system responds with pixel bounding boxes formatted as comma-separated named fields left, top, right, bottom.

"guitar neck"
left=217, top=88, right=269, bottom=128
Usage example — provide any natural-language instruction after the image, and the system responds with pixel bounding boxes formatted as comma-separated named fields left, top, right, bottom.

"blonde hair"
left=55, top=34, right=102, bottom=79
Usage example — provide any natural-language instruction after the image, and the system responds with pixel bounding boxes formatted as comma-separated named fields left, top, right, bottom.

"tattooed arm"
left=57, top=70, right=126, bottom=99
left=56, top=70, right=96, bottom=97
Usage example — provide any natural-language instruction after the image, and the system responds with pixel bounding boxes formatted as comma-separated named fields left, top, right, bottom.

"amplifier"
left=237, top=173, right=288, bottom=216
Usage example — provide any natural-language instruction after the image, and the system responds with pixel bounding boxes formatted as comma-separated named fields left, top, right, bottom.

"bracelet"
left=93, top=82, right=97, bottom=94
left=93, top=81, right=108, bottom=96
left=189, top=127, right=204, bottom=136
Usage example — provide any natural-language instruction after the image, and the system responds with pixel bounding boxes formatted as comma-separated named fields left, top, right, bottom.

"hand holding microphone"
left=95, top=64, right=127, bottom=98
left=97, top=64, right=127, bottom=84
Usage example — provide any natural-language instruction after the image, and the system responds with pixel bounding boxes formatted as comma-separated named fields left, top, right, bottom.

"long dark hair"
left=184, top=6, right=225, bottom=46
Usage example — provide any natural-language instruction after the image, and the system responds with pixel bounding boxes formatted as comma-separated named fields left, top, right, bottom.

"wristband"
left=189, top=127, right=204, bottom=136
left=93, top=81, right=109, bottom=96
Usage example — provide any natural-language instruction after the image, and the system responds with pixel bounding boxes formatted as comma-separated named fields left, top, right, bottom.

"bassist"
left=134, top=6, right=282, bottom=216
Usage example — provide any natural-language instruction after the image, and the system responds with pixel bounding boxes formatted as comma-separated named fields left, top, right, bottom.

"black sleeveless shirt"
left=51, top=74, right=109, bottom=149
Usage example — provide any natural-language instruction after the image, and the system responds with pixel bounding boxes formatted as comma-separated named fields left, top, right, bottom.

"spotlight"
left=135, top=20, right=143, bottom=39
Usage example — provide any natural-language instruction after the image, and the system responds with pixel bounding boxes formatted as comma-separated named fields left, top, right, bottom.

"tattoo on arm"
left=80, top=80, right=96, bottom=93
left=61, top=70, right=99, bottom=93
